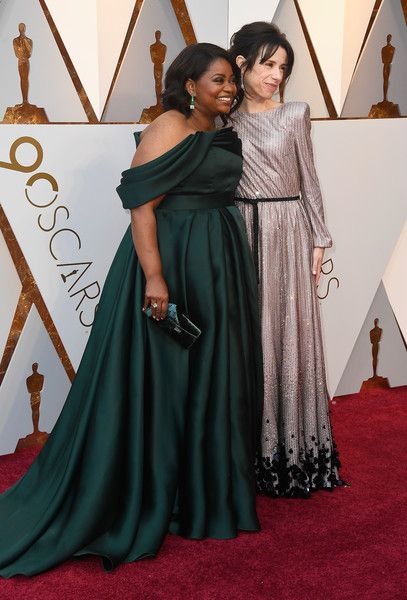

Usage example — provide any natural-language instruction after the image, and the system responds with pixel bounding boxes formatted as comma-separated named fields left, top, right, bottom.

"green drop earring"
left=189, top=94, right=195, bottom=110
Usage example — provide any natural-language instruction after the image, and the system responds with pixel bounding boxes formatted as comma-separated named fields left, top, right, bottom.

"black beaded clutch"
left=143, top=303, right=201, bottom=349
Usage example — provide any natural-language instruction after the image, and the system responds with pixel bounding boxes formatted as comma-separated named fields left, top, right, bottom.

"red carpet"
left=0, top=386, right=406, bottom=600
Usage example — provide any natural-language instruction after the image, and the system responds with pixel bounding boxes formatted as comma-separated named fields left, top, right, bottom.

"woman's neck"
left=239, top=94, right=281, bottom=114
left=187, top=110, right=216, bottom=132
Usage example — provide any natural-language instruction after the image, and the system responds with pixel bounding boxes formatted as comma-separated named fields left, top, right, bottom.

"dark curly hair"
left=162, top=43, right=241, bottom=120
left=228, top=21, right=294, bottom=112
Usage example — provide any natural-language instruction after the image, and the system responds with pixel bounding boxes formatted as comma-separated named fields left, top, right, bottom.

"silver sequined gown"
left=230, top=102, right=342, bottom=496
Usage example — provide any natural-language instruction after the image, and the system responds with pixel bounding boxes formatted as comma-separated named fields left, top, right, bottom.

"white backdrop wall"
left=272, top=0, right=329, bottom=117
left=0, top=232, right=21, bottom=358
left=1, top=125, right=136, bottom=369
left=186, top=0, right=228, bottom=48
left=228, top=0, right=280, bottom=41
left=103, top=0, right=187, bottom=122
left=335, top=282, right=407, bottom=396
left=341, top=0, right=407, bottom=117
left=312, top=117, right=407, bottom=395
left=1, top=0, right=406, bottom=455
left=0, top=306, right=71, bottom=455
left=383, top=221, right=407, bottom=342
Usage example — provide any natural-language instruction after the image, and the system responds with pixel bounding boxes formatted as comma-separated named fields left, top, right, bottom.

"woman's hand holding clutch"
left=143, top=273, right=169, bottom=320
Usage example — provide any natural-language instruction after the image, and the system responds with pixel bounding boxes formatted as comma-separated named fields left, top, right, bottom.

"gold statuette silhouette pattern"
left=360, top=318, right=390, bottom=390
left=2, top=23, right=49, bottom=124
left=139, top=31, right=167, bottom=124
left=368, top=34, right=401, bottom=118
left=15, top=363, right=49, bottom=450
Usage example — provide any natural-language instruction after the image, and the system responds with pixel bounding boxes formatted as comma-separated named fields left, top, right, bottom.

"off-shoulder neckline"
left=122, top=127, right=234, bottom=175
left=136, top=125, right=233, bottom=140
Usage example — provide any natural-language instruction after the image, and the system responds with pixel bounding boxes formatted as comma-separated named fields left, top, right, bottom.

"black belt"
left=235, top=196, right=300, bottom=282
left=159, top=191, right=235, bottom=210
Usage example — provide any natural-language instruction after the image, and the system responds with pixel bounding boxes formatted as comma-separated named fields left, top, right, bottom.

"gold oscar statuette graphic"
left=360, top=318, right=390, bottom=391
left=2, top=23, right=49, bottom=124
left=368, top=34, right=401, bottom=118
left=15, top=363, right=49, bottom=451
left=139, top=31, right=167, bottom=124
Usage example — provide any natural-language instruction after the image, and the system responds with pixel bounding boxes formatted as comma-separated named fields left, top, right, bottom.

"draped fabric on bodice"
left=117, top=128, right=243, bottom=209
left=230, top=103, right=342, bottom=497
left=0, top=128, right=263, bottom=577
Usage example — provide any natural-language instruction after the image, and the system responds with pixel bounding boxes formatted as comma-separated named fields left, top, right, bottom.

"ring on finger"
left=152, top=302, right=158, bottom=308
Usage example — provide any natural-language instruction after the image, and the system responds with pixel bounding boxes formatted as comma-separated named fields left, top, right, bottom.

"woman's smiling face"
left=186, top=58, right=237, bottom=116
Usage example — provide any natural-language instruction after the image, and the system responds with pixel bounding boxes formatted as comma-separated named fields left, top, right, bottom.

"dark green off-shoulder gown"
left=0, top=128, right=263, bottom=577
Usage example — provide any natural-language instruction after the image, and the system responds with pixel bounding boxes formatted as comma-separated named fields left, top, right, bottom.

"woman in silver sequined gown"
left=229, top=22, right=343, bottom=496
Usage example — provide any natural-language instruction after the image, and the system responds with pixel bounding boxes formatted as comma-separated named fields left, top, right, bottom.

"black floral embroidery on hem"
left=255, top=440, right=344, bottom=498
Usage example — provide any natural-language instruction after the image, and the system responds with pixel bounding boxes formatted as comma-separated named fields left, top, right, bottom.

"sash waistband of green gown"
left=157, top=191, right=235, bottom=210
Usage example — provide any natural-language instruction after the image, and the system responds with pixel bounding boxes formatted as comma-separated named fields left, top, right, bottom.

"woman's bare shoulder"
left=132, top=111, right=193, bottom=168
left=139, top=110, right=191, bottom=142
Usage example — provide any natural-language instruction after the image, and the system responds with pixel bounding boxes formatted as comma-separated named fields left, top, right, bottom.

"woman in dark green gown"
left=0, top=44, right=262, bottom=577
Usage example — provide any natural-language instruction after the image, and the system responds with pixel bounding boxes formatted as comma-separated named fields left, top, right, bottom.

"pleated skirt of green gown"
left=0, top=128, right=263, bottom=577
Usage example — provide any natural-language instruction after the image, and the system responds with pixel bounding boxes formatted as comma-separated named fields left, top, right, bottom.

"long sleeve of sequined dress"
left=231, top=101, right=343, bottom=497
left=293, top=104, right=332, bottom=248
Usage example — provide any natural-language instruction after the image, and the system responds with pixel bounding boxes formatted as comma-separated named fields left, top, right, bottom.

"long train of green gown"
left=0, top=127, right=263, bottom=577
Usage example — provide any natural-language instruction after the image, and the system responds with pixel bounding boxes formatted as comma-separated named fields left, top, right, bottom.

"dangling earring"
left=189, top=94, right=195, bottom=110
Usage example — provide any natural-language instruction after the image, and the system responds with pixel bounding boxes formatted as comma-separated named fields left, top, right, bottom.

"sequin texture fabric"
left=230, top=102, right=343, bottom=496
